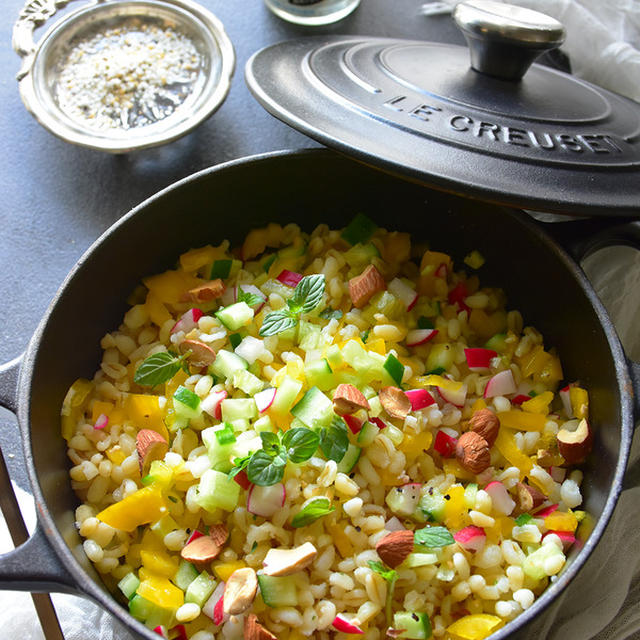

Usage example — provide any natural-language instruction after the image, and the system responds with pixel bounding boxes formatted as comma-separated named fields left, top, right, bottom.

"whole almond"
left=515, top=482, right=545, bottom=514
left=333, top=384, right=370, bottom=415
left=179, top=339, right=216, bottom=367
left=456, top=431, right=491, bottom=474
left=379, top=386, right=411, bottom=420
left=245, top=614, right=277, bottom=640
left=181, top=278, right=225, bottom=303
left=181, top=525, right=228, bottom=564
left=469, top=409, right=500, bottom=447
left=375, top=529, right=414, bottom=568
left=136, top=429, right=168, bottom=475
left=349, top=264, right=386, bottom=308
left=223, top=567, right=258, bottom=615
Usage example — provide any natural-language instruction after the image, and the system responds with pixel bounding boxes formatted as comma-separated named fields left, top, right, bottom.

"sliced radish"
left=534, top=503, right=559, bottom=518
left=171, top=308, right=204, bottom=335
left=343, top=414, right=365, bottom=434
left=247, top=483, right=286, bottom=518
left=453, top=525, right=487, bottom=552
left=213, top=597, right=225, bottom=626
left=388, top=278, right=418, bottom=311
left=544, top=530, right=576, bottom=551
left=559, top=384, right=575, bottom=418
left=93, top=413, right=109, bottom=430
left=277, top=270, right=303, bottom=287
left=153, top=627, right=168, bottom=638
left=370, top=417, right=387, bottom=429
left=254, top=387, right=277, bottom=413
left=172, top=625, right=188, bottom=640
left=185, top=529, right=205, bottom=546
left=464, top=348, right=498, bottom=372
left=385, top=483, right=422, bottom=516
left=434, top=430, right=457, bottom=457
left=512, top=394, right=531, bottom=405
left=233, top=469, right=252, bottom=490
left=201, top=389, right=227, bottom=420
left=405, top=388, right=436, bottom=411
left=406, top=328, right=438, bottom=347
left=437, top=383, right=467, bottom=407
left=385, top=516, right=406, bottom=532
left=235, top=284, right=266, bottom=312
left=483, top=369, right=517, bottom=398
left=332, top=614, right=364, bottom=635
left=448, top=281, right=470, bottom=312
left=435, top=263, right=448, bottom=279
left=484, top=481, right=516, bottom=516
left=203, top=581, right=226, bottom=622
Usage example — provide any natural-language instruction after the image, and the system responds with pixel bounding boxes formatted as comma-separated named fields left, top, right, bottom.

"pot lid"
left=245, top=0, right=640, bottom=217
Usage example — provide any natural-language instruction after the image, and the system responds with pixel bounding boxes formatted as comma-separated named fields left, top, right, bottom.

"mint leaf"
left=291, top=497, right=335, bottom=528
left=319, top=418, right=349, bottom=463
left=259, top=431, right=281, bottom=455
left=288, top=274, right=326, bottom=315
left=237, top=286, right=265, bottom=307
left=282, top=427, right=320, bottom=463
left=259, top=309, right=297, bottom=337
left=368, top=560, right=398, bottom=626
left=414, top=526, right=455, bottom=548
left=134, top=351, right=187, bottom=387
left=319, top=307, right=343, bottom=321
left=228, top=454, right=252, bottom=479
left=515, top=513, right=533, bottom=527
left=247, top=450, right=287, bottom=486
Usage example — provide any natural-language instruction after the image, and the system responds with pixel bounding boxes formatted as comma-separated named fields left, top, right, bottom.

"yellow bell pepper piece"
left=137, top=573, right=184, bottom=610
left=180, top=244, right=228, bottom=272
left=471, top=398, right=487, bottom=413
left=144, top=291, right=172, bottom=328
left=443, top=459, right=477, bottom=482
left=419, top=375, right=463, bottom=393
left=544, top=511, right=578, bottom=533
left=494, top=429, right=532, bottom=475
left=521, top=391, right=554, bottom=415
left=124, top=394, right=169, bottom=441
left=420, top=250, right=452, bottom=275
left=366, top=338, right=386, bottom=356
left=444, top=485, right=467, bottom=530
left=498, top=410, right=546, bottom=432
left=213, top=560, right=246, bottom=583
left=90, top=400, right=114, bottom=424
left=61, top=378, right=94, bottom=441
left=399, top=431, right=434, bottom=462
left=143, top=269, right=201, bottom=304
left=447, top=614, right=504, bottom=640
left=165, top=368, right=189, bottom=399
left=328, top=523, right=355, bottom=558
left=140, top=549, right=179, bottom=578
left=96, top=485, right=167, bottom=531
left=105, top=446, right=127, bottom=465
left=469, top=309, right=507, bottom=341
left=535, top=353, right=563, bottom=386
left=569, top=386, right=589, bottom=419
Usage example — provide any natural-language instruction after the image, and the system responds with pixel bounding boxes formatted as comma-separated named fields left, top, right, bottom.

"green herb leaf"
left=134, top=351, right=186, bottom=387
left=259, top=431, right=281, bottom=455
left=259, top=309, right=298, bottom=337
left=361, top=329, right=370, bottom=343
left=247, top=450, right=287, bottom=486
left=291, top=497, right=335, bottom=528
left=414, top=526, right=455, bottom=548
left=341, top=213, right=377, bottom=246
left=228, top=454, right=253, bottom=479
left=282, top=427, right=320, bottom=463
left=237, top=286, right=265, bottom=307
left=319, top=418, right=349, bottom=463
left=417, top=316, right=435, bottom=330
left=288, top=274, right=326, bottom=315
left=515, top=513, right=533, bottom=527
left=319, top=307, right=343, bottom=321
left=368, top=561, right=398, bottom=626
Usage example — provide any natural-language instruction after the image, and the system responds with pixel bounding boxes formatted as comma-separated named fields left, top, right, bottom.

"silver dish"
left=13, top=0, right=235, bottom=153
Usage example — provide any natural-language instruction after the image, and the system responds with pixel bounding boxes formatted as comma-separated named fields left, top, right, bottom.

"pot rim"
left=16, top=148, right=635, bottom=638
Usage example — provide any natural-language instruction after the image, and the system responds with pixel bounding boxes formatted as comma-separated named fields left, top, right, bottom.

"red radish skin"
left=544, top=530, right=576, bottom=551
left=559, top=384, right=574, bottom=417
left=385, top=516, right=406, bottom=532
left=484, top=481, right=516, bottom=516
left=512, top=394, right=531, bottom=405
left=343, top=414, right=365, bottom=434
left=436, top=384, right=467, bottom=408
left=247, top=483, right=286, bottom=518
left=464, top=348, right=498, bottom=372
left=434, top=430, right=458, bottom=457
left=254, top=387, right=277, bottom=413
left=213, top=596, right=225, bottom=626
left=203, top=582, right=226, bottom=621
left=405, top=388, right=436, bottom=411
left=93, top=414, right=109, bottom=430
left=233, top=469, right=252, bottom=490
left=483, top=369, right=517, bottom=398
left=435, top=263, right=448, bottom=279
left=201, top=390, right=228, bottom=420
left=453, top=525, right=487, bottom=552
left=172, top=625, right=188, bottom=640
left=448, top=282, right=470, bottom=312
left=170, top=308, right=204, bottom=335
left=153, top=627, right=168, bottom=638
left=277, top=270, right=303, bottom=287
left=332, top=615, right=364, bottom=634
left=185, top=530, right=205, bottom=546
left=370, top=417, right=387, bottom=430
left=388, top=278, right=419, bottom=311
left=406, top=328, right=438, bottom=347
left=534, top=503, right=559, bottom=518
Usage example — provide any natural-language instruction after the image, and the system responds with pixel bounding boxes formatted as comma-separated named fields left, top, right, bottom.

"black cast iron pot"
left=0, top=149, right=638, bottom=639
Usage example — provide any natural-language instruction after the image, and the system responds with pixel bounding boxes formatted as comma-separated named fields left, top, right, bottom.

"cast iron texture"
left=1, top=150, right=637, bottom=639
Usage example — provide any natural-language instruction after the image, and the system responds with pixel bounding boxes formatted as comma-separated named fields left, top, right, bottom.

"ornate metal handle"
left=12, top=0, right=102, bottom=80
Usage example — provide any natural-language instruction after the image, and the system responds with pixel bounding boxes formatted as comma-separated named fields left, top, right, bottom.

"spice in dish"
left=63, top=215, right=592, bottom=639
left=54, top=18, right=202, bottom=131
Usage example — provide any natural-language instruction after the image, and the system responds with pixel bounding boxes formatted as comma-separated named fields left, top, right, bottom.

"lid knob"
left=453, top=0, right=565, bottom=81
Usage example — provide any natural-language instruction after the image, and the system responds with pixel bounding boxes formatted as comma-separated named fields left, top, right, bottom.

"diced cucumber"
left=405, top=553, right=438, bottom=568
left=341, top=213, right=377, bottom=246
left=385, top=424, right=404, bottom=446
left=118, top=572, right=140, bottom=600
left=229, top=333, right=242, bottom=349
left=210, top=349, right=249, bottom=380
left=202, top=426, right=235, bottom=472
left=210, top=259, right=241, bottom=280
left=393, top=611, right=432, bottom=639
left=386, top=484, right=422, bottom=517
left=344, top=242, right=381, bottom=268
left=464, top=483, right=478, bottom=509
left=173, top=386, right=201, bottom=419
left=196, top=469, right=241, bottom=512
left=221, top=398, right=258, bottom=422
left=257, top=574, right=298, bottom=607
left=298, top=319, right=323, bottom=350
left=231, top=434, right=262, bottom=459
left=425, top=343, right=454, bottom=373
left=151, top=514, right=179, bottom=539
left=232, top=369, right=264, bottom=395
left=342, top=339, right=374, bottom=372
left=383, top=353, right=405, bottom=386
left=304, top=358, right=335, bottom=391
left=174, top=559, right=199, bottom=591
left=215, top=302, right=254, bottom=331
left=253, top=415, right=275, bottom=433
left=271, top=376, right=303, bottom=416
left=368, top=395, right=382, bottom=417
left=129, top=594, right=155, bottom=621
left=523, top=543, right=565, bottom=581
left=485, top=332, right=508, bottom=353
left=337, top=443, right=361, bottom=474
left=325, top=344, right=345, bottom=370
left=261, top=254, right=277, bottom=273
left=145, top=607, right=175, bottom=631
left=418, top=490, right=446, bottom=523
left=357, top=420, right=379, bottom=447
left=142, top=460, right=173, bottom=489
left=230, top=418, right=251, bottom=433
left=185, top=571, right=217, bottom=607
left=417, top=316, right=435, bottom=330
left=291, top=386, right=335, bottom=428
left=214, top=422, right=236, bottom=446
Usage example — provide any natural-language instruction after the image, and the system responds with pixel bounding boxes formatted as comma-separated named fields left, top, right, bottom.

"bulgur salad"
left=62, top=215, right=593, bottom=640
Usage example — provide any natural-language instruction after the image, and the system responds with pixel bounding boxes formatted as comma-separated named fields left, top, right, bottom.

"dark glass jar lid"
left=245, top=0, right=640, bottom=217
